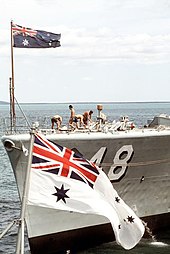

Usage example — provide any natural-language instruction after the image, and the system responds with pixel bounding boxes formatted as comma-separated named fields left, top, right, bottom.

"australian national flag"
left=12, top=24, right=61, bottom=48
left=28, top=133, right=144, bottom=250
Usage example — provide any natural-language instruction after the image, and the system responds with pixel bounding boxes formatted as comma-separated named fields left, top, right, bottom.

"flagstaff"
left=9, top=77, right=13, bottom=132
left=16, top=128, right=35, bottom=254
left=8, top=22, right=61, bottom=253
left=10, top=20, right=16, bottom=130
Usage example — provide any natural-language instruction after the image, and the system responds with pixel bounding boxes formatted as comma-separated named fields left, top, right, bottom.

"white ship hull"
left=2, top=128, right=170, bottom=253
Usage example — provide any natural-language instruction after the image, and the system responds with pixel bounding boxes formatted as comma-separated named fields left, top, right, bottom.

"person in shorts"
left=69, top=105, right=78, bottom=128
left=75, top=114, right=84, bottom=127
left=51, top=115, right=62, bottom=129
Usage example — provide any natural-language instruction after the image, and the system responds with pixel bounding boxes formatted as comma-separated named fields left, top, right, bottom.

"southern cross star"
left=127, top=216, right=135, bottom=223
left=52, top=184, right=70, bottom=203
left=115, top=197, right=120, bottom=203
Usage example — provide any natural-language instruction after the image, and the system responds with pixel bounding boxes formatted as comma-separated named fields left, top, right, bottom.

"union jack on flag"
left=32, top=133, right=100, bottom=188
left=12, top=24, right=37, bottom=37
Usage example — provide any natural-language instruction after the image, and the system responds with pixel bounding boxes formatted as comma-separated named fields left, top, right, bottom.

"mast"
left=10, top=20, right=16, bottom=130
left=9, top=77, right=13, bottom=132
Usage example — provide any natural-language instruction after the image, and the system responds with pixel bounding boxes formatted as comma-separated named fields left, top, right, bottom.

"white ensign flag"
left=27, top=133, right=145, bottom=250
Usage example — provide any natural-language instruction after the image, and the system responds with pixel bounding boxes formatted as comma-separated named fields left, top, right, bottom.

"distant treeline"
left=0, top=101, right=9, bottom=104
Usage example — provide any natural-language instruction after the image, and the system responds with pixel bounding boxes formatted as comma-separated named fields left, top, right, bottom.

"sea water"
left=0, top=102, right=170, bottom=253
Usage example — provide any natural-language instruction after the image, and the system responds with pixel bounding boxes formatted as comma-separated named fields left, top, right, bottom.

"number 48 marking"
left=108, top=145, right=134, bottom=181
left=90, top=145, right=134, bottom=181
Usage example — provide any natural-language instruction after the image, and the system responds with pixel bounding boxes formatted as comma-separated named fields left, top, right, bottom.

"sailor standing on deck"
left=51, top=115, right=62, bottom=129
left=69, top=105, right=78, bottom=128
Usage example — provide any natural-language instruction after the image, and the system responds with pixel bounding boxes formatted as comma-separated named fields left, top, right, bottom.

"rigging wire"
left=14, top=97, right=31, bottom=130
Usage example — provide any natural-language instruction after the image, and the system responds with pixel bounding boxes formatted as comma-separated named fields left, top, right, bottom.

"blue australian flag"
left=12, top=24, right=61, bottom=48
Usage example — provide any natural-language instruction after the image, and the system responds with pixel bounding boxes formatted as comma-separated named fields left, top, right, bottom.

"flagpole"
left=16, top=128, right=35, bottom=254
left=10, top=20, right=16, bottom=130
left=9, top=77, right=13, bottom=133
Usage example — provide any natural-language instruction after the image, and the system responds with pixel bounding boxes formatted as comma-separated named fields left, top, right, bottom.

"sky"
left=0, top=0, right=170, bottom=103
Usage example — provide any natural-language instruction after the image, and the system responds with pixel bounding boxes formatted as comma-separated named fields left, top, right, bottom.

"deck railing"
left=0, top=116, right=52, bottom=135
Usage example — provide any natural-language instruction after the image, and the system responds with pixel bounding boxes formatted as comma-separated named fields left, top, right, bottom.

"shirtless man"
left=75, top=114, right=84, bottom=127
left=83, top=110, right=93, bottom=126
left=69, top=105, right=78, bottom=128
left=51, top=115, right=62, bottom=129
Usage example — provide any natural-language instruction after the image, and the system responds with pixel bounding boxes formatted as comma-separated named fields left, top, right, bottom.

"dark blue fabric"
left=13, top=27, right=61, bottom=48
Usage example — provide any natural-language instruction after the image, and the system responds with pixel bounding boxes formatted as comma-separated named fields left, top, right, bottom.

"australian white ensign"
left=27, top=133, right=145, bottom=250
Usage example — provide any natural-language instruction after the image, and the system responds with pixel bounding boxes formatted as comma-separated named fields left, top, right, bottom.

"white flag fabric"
left=27, top=133, right=145, bottom=250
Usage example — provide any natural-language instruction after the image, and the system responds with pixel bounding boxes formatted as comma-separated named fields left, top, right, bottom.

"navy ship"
left=1, top=106, right=170, bottom=253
